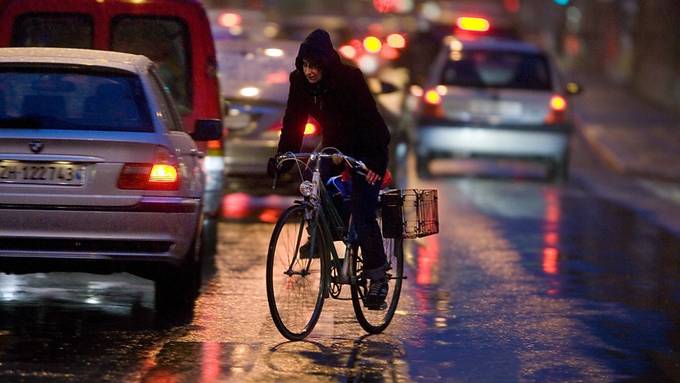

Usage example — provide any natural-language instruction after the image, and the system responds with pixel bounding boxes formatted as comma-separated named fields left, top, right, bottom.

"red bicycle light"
left=457, top=17, right=490, bottom=32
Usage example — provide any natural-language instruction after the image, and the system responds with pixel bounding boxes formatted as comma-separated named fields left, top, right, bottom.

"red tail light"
left=118, top=147, right=179, bottom=190
left=421, top=88, right=444, bottom=118
left=456, top=17, right=490, bottom=32
left=545, top=95, right=567, bottom=124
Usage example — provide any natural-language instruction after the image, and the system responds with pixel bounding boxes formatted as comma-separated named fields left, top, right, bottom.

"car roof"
left=0, top=47, right=151, bottom=73
left=449, top=37, right=544, bottom=55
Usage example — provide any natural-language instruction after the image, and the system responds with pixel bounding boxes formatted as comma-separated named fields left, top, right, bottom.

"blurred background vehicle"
left=411, top=33, right=581, bottom=181
left=0, top=47, right=222, bottom=311
left=215, top=38, right=322, bottom=184
left=0, top=0, right=225, bottom=256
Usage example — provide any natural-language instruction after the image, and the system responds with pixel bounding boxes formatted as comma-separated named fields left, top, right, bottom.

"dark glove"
left=267, top=156, right=294, bottom=178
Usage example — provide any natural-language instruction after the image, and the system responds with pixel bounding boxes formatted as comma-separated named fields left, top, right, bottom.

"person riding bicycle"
left=268, top=29, right=391, bottom=308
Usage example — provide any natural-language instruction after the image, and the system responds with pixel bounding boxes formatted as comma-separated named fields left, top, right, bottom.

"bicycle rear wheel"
left=351, top=235, right=404, bottom=334
left=266, top=204, right=326, bottom=340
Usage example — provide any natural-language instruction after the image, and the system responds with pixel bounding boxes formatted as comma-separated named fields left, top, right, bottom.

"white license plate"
left=0, top=161, right=87, bottom=185
left=470, top=100, right=522, bottom=116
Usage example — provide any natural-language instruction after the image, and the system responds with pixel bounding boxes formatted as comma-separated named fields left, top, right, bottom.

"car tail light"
left=269, top=118, right=320, bottom=135
left=422, top=88, right=445, bottom=118
left=304, top=117, right=320, bottom=135
left=456, top=17, right=490, bottom=32
left=363, top=36, right=382, bottom=54
left=545, top=95, right=567, bottom=124
left=118, top=147, right=179, bottom=190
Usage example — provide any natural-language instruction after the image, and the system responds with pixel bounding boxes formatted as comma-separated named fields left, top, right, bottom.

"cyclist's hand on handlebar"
left=365, top=168, right=381, bottom=186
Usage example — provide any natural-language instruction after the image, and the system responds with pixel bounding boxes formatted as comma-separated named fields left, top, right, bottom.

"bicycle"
left=266, top=147, right=438, bottom=341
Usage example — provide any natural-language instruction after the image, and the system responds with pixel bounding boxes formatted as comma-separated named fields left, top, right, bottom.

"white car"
left=0, top=48, right=221, bottom=311
left=414, top=37, right=580, bottom=181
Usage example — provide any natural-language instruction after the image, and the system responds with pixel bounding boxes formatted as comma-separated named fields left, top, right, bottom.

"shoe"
left=365, top=277, right=388, bottom=310
left=299, top=241, right=320, bottom=259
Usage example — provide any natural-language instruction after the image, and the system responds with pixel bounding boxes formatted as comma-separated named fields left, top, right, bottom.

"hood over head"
left=295, top=29, right=342, bottom=77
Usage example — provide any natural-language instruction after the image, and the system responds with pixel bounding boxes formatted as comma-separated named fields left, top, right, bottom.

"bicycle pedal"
left=364, top=302, right=387, bottom=311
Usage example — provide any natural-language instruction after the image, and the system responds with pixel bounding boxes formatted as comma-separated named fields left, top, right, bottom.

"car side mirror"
left=190, top=119, right=222, bottom=141
left=565, top=81, right=583, bottom=95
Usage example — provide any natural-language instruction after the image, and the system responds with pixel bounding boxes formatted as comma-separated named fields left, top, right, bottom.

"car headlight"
left=299, top=180, right=313, bottom=197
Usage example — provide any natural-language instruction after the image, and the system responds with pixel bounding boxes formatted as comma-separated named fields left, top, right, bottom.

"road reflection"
left=222, top=192, right=295, bottom=223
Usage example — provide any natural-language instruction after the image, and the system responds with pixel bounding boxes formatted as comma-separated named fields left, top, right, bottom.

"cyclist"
left=268, top=29, right=391, bottom=308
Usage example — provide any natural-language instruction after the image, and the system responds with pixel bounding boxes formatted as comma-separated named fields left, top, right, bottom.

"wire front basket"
left=380, top=189, right=439, bottom=239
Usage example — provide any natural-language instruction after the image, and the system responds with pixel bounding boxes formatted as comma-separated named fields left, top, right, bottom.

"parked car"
left=0, top=47, right=222, bottom=311
left=412, top=36, right=581, bottom=181
left=0, top=0, right=224, bottom=255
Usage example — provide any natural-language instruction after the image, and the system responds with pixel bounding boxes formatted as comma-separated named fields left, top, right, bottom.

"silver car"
left=0, top=48, right=221, bottom=311
left=216, top=39, right=321, bottom=179
left=414, top=37, right=580, bottom=181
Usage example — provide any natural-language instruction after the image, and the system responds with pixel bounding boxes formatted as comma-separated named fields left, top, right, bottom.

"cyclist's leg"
left=350, top=172, right=387, bottom=304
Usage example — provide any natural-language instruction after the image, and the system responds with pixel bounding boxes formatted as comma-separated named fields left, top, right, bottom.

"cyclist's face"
left=303, top=59, right=322, bottom=84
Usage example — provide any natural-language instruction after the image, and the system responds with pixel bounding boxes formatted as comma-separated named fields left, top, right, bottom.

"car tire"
left=154, top=237, right=202, bottom=318
left=416, top=155, right=431, bottom=179
left=201, top=216, right=218, bottom=258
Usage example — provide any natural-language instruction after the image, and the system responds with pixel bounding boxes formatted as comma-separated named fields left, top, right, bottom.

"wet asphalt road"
left=1, top=151, right=680, bottom=381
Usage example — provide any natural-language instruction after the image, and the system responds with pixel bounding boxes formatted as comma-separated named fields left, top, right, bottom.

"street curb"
left=576, top=124, right=680, bottom=183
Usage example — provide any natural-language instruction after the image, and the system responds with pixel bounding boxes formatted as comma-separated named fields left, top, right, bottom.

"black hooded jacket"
left=277, top=29, right=391, bottom=175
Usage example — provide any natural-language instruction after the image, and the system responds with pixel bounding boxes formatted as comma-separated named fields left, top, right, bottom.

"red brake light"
left=456, top=17, right=490, bottom=32
left=363, top=36, right=382, bottom=54
left=424, top=89, right=442, bottom=105
left=118, top=147, right=179, bottom=190
left=550, top=95, right=567, bottom=111
left=545, top=95, right=568, bottom=124
left=422, top=88, right=444, bottom=118
left=304, top=118, right=320, bottom=135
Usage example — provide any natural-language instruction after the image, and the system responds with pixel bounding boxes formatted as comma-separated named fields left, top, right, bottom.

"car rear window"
left=11, top=13, right=93, bottom=49
left=441, top=50, right=552, bottom=90
left=111, top=16, right=191, bottom=115
left=0, top=67, right=153, bottom=132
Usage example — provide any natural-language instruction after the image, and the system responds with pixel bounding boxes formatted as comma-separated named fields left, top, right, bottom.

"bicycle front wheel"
left=266, top=204, right=326, bottom=341
left=351, top=235, right=404, bottom=334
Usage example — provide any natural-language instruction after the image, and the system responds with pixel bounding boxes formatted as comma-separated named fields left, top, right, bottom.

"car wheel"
left=417, top=155, right=431, bottom=179
left=201, top=216, right=218, bottom=258
left=154, top=237, right=202, bottom=318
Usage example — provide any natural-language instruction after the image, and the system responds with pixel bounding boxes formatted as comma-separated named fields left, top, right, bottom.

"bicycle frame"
left=282, top=151, right=361, bottom=298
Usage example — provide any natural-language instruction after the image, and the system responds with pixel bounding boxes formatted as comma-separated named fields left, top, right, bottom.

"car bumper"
left=223, top=139, right=276, bottom=176
left=416, top=122, right=571, bottom=160
left=0, top=196, right=200, bottom=269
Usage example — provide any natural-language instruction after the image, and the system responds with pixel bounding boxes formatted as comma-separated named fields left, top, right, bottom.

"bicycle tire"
left=266, top=204, right=326, bottom=340
left=351, top=235, right=404, bottom=334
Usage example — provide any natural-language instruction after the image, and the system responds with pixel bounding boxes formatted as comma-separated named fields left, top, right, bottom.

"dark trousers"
left=350, top=172, right=387, bottom=280
left=320, top=159, right=386, bottom=280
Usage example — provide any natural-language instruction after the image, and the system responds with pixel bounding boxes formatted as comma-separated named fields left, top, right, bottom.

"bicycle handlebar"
left=275, top=151, right=369, bottom=173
